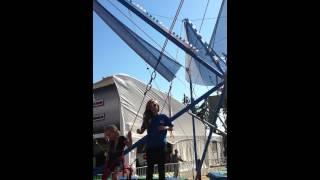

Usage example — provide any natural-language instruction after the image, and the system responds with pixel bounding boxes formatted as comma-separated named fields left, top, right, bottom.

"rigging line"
left=176, top=22, right=189, bottom=94
left=105, top=0, right=177, bottom=61
left=174, top=114, right=189, bottom=138
left=146, top=66, right=173, bottom=116
left=188, top=57, right=218, bottom=93
left=129, top=65, right=168, bottom=133
left=127, top=0, right=136, bottom=33
left=134, top=0, right=185, bottom=123
left=192, top=84, right=197, bottom=98
left=146, top=65, right=173, bottom=123
left=185, top=47, right=216, bottom=93
left=128, top=0, right=132, bottom=18
left=185, top=23, right=221, bottom=94
left=184, top=25, right=206, bottom=89
left=186, top=65, right=213, bottom=103
left=149, top=13, right=225, bottom=21
left=186, top=60, right=198, bottom=100
left=129, top=92, right=148, bottom=132
left=188, top=31, right=220, bottom=93
left=146, top=63, right=187, bottom=103
left=182, top=1, right=225, bottom=81
left=146, top=66, right=181, bottom=131
left=129, top=0, right=184, bottom=131
left=185, top=65, right=199, bottom=101
left=146, top=70, right=187, bottom=138
left=172, top=22, right=188, bottom=93
left=190, top=16, right=226, bottom=21
left=105, top=0, right=204, bottom=86
left=145, top=65, right=162, bottom=92
left=185, top=55, right=200, bottom=97
left=146, top=67, right=187, bottom=137
left=199, top=0, right=211, bottom=32
left=188, top=53, right=209, bottom=98
left=175, top=21, right=183, bottom=61
left=212, top=37, right=227, bottom=45
left=146, top=65, right=175, bottom=111
left=154, top=0, right=185, bottom=72
left=175, top=73, right=188, bottom=91
left=160, top=81, right=173, bottom=113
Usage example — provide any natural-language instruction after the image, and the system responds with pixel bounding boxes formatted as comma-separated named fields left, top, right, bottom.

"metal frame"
left=115, top=0, right=224, bottom=78
left=196, top=82, right=226, bottom=178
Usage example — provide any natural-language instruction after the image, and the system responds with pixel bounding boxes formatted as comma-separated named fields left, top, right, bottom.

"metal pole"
left=196, top=83, right=226, bottom=178
left=188, top=69, right=199, bottom=178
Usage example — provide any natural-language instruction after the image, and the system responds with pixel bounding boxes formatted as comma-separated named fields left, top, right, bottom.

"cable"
left=199, top=0, right=211, bottom=32
left=149, top=13, right=225, bottom=22
left=128, top=0, right=185, bottom=131
left=105, top=0, right=177, bottom=61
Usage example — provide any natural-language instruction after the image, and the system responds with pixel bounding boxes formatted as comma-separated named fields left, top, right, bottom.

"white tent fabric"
left=93, top=74, right=223, bottom=168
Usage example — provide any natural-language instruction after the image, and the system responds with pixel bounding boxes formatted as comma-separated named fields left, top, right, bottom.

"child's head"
left=142, top=99, right=160, bottom=129
left=146, top=99, right=160, bottom=115
left=104, top=124, right=120, bottom=141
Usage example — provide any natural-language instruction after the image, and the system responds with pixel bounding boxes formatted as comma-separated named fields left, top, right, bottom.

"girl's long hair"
left=142, top=99, right=159, bottom=129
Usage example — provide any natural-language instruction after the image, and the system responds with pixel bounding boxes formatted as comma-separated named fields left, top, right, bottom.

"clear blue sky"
left=93, top=0, right=223, bottom=102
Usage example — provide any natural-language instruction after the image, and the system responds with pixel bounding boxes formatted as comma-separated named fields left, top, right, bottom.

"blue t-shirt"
left=146, top=114, right=173, bottom=149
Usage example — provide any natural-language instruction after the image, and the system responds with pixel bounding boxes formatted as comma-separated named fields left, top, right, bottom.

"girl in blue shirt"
left=137, top=99, right=173, bottom=180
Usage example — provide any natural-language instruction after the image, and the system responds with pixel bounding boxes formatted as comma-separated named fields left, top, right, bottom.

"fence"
left=93, top=158, right=226, bottom=179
